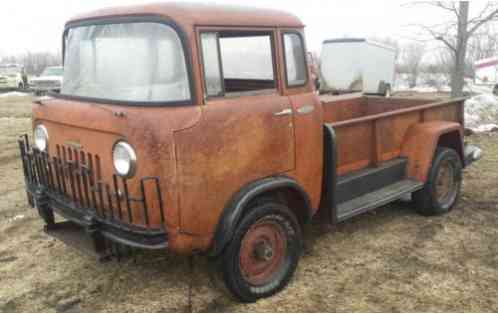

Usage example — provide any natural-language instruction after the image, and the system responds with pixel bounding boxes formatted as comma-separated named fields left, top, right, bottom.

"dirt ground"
left=0, top=94, right=497, bottom=312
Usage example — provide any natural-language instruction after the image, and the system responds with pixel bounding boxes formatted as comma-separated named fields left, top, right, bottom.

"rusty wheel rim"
left=239, top=218, right=287, bottom=286
left=435, top=159, right=456, bottom=204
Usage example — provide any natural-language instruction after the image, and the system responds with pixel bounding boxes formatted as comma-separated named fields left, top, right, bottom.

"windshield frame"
left=53, top=15, right=196, bottom=107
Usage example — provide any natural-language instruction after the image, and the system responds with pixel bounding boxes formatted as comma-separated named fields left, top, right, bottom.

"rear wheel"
left=413, top=148, right=462, bottom=216
left=221, top=202, right=302, bottom=302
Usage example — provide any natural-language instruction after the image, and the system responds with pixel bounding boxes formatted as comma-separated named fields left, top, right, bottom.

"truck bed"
left=319, top=94, right=465, bottom=176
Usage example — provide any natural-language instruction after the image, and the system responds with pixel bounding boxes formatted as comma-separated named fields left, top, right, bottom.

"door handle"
left=273, top=108, right=293, bottom=117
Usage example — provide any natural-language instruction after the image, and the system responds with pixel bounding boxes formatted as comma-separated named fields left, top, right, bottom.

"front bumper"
left=464, top=144, right=482, bottom=166
left=30, top=85, right=60, bottom=92
left=18, top=135, right=168, bottom=256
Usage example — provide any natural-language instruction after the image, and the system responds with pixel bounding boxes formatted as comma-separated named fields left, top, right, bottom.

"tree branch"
left=417, top=24, right=457, bottom=52
left=468, top=8, right=498, bottom=36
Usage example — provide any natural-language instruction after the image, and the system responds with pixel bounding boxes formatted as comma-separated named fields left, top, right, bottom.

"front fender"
left=209, top=176, right=311, bottom=257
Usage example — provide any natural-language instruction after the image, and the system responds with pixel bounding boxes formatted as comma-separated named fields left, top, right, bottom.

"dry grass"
left=0, top=94, right=497, bottom=312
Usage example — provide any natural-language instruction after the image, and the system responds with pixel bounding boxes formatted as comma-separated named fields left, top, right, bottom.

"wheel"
left=413, top=148, right=462, bottom=216
left=221, top=202, right=302, bottom=302
left=18, top=83, right=24, bottom=90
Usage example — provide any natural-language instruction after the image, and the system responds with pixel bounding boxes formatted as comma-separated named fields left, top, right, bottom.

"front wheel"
left=413, top=147, right=462, bottom=216
left=221, top=202, right=302, bottom=302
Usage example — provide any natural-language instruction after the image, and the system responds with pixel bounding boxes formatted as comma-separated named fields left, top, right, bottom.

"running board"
left=337, top=179, right=424, bottom=222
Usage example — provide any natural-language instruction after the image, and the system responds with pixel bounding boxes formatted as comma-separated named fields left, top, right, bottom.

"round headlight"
left=34, top=124, right=49, bottom=151
left=113, top=141, right=137, bottom=178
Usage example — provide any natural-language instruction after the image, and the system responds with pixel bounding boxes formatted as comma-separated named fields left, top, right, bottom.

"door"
left=174, top=28, right=295, bottom=236
left=280, top=30, right=324, bottom=211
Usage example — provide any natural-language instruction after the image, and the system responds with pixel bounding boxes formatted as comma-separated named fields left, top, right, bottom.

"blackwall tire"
left=221, top=202, right=302, bottom=302
left=413, top=148, right=462, bottom=216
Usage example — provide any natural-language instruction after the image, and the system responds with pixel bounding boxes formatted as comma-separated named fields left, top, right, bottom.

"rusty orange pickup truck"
left=19, top=3, right=481, bottom=302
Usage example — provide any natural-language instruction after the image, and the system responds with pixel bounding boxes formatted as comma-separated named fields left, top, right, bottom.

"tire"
left=221, top=202, right=302, bottom=302
left=413, top=147, right=463, bottom=216
left=18, top=83, right=24, bottom=90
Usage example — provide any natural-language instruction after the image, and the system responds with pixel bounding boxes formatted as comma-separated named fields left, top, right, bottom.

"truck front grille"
left=18, top=134, right=165, bottom=230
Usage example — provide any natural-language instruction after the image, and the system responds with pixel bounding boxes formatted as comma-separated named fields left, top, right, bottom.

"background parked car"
left=0, top=64, right=27, bottom=90
left=29, top=66, right=63, bottom=95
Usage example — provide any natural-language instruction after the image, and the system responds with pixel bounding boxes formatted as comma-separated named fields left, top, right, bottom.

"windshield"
left=42, top=67, right=63, bottom=76
left=62, top=22, right=191, bottom=103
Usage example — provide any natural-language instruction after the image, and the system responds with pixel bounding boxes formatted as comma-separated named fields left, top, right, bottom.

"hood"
left=32, top=96, right=202, bottom=229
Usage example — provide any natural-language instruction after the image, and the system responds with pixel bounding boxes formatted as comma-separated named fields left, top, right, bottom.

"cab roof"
left=67, top=2, right=304, bottom=29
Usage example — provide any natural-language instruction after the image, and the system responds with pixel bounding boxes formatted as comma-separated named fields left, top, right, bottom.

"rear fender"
left=401, top=121, right=464, bottom=182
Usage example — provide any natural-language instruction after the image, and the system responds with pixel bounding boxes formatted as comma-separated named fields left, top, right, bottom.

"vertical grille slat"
left=53, top=156, right=63, bottom=194
left=87, top=153, right=98, bottom=214
left=45, top=152, right=55, bottom=191
left=80, top=152, right=91, bottom=209
left=73, top=148, right=84, bottom=207
left=122, top=178, right=133, bottom=224
left=66, top=148, right=77, bottom=204
left=95, top=156, right=106, bottom=219
left=140, top=180, right=150, bottom=227
left=56, top=146, right=68, bottom=196
left=113, top=175, right=123, bottom=221
left=106, top=184, right=114, bottom=220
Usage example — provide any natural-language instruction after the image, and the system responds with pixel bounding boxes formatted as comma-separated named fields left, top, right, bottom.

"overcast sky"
left=0, top=0, right=489, bottom=58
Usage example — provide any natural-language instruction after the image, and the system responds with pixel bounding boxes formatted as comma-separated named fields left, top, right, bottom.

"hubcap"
left=435, top=160, right=456, bottom=204
left=239, top=219, right=287, bottom=286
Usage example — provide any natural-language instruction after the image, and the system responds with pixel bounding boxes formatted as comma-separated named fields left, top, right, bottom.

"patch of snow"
left=409, top=85, right=439, bottom=93
left=6, top=214, right=25, bottom=223
left=465, top=93, right=498, bottom=131
left=0, top=91, right=30, bottom=98
left=472, top=123, right=498, bottom=133
left=466, top=83, right=493, bottom=94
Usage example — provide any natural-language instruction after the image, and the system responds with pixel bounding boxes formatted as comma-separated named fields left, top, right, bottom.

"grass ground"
left=0, top=94, right=497, bottom=312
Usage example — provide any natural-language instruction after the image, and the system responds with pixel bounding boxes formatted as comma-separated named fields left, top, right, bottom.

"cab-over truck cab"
left=19, top=3, right=481, bottom=302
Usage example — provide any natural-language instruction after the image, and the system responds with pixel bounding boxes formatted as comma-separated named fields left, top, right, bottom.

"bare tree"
left=466, top=23, right=498, bottom=77
left=400, top=43, right=425, bottom=88
left=419, top=2, right=498, bottom=97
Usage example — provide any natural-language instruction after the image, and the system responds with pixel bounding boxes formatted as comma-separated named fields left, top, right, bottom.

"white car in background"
left=0, top=64, right=27, bottom=90
left=29, top=66, right=63, bottom=95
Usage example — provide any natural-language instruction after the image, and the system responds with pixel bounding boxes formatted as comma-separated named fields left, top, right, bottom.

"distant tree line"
left=0, top=51, right=62, bottom=76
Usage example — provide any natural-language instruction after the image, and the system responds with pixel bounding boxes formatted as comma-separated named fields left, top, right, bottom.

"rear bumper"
left=464, top=144, right=482, bottom=166
left=19, top=135, right=168, bottom=254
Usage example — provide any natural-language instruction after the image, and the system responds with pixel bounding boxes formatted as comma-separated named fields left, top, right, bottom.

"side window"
left=200, top=32, right=224, bottom=97
left=283, top=32, right=308, bottom=87
left=200, top=30, right=276, bottom=98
